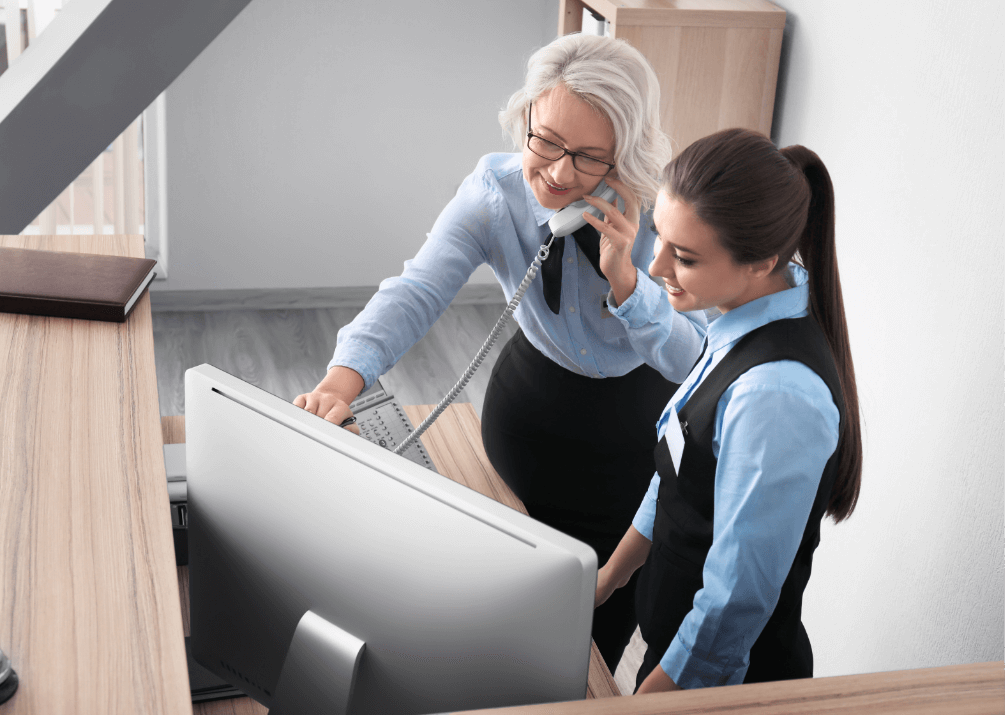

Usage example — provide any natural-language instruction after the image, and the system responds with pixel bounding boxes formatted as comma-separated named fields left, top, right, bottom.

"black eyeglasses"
left=525, top=103, right=615, bottom=177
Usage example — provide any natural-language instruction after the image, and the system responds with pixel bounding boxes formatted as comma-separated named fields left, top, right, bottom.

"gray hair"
left=500, top=33, right=671, bottom=212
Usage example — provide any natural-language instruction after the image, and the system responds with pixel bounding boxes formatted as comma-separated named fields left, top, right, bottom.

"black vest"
left=636, top=316, right=845, bottom=685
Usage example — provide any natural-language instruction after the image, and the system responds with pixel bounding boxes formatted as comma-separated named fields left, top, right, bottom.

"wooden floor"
left=152, top=301, right=519, bottom=418
left=150, top=299, right=645, bottom=696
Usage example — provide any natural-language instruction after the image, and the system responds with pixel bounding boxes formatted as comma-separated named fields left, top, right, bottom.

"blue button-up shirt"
left=329, top=153, right=706, bottom=388
left=632, top=265, right=841, bottom=689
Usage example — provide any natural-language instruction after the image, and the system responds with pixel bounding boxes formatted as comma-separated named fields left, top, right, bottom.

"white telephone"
left=548, top=180, right=620, bottom=238
left=394, top=181, right=619, bottom=456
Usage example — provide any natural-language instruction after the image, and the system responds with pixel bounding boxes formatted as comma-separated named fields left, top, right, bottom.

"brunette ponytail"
left=663, top=129, right=862, bottom=522
left=779, top=145, right=861, bottom=521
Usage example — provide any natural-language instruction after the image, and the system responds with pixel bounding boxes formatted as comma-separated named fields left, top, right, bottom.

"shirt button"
left=567, top=257, right=574, bottom=264
left=580, top=348, right=587, bottom=355
left=569, top=306, right=576, bottom=313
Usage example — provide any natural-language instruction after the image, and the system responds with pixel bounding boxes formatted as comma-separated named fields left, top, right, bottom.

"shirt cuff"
left=328, top=338, right=383, bottom=392
left=660, top=633, right=748, bottom=690
left=607, top=268, right=664, bottom=328
left=631, top=474, right=660, bottom=541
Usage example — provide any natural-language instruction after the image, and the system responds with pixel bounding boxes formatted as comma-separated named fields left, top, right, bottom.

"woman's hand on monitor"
left=293, top=366, right=364, bottom=435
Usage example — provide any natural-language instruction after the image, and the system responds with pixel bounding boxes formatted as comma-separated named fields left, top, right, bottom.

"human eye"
left=674, top=251, right=696, bottom=267
left=540, top=134, right=560, bottom=148
left=576, top=154, right=609, bottom=173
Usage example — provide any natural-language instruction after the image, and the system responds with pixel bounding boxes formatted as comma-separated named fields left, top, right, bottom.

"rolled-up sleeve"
left=632, top=472, right=661, bottom=541
left=608, top=273, right=707, bottom=383
left=660, top=361, right=840, bottom=688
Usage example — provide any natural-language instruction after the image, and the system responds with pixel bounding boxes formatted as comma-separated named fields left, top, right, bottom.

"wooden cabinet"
left=559, top=0, right=786, bottom=155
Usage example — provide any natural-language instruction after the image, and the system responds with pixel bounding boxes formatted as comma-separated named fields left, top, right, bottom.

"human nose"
left=650, top=239, right=674, bottom=281
left=548, top=153, right=578, bottom=185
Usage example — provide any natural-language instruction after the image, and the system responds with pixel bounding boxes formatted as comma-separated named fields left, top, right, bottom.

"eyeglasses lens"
left=527, top=135, right=611, bottom=176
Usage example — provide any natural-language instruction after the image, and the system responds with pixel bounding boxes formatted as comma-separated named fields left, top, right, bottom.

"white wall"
left=770, top=1, right=1004, bottom=676
left=150, top=0, right=558, bottom=292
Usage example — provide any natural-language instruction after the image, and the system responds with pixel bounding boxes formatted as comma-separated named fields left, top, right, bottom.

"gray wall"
left=770, top=1, right=1003, bottom=676
left=151, top=0, right=558, bottom=292
left=150, top=0, right=1003, bottom=679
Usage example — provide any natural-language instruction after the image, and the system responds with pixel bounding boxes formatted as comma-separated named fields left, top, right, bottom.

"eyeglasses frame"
left=525, top=102, right=615, bottom=177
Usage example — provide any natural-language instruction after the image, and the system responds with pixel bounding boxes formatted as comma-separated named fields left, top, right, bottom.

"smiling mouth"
left=665, top=284, right=685, bottom=295
left=544, top=178, right=570, bottom=192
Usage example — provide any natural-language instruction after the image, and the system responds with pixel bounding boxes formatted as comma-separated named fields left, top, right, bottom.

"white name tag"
left=666, top=405, right=685, bottom=474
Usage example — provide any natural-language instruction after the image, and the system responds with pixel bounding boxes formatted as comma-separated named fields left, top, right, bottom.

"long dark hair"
left=662, top=128, right=862, bottom=522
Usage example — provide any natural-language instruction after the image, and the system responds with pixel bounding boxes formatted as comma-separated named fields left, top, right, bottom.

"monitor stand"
left=270, top=610, right=366, bottom=715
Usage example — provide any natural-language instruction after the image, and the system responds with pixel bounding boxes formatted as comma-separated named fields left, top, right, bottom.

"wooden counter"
left=455, top=660, right=1004, bottom=714
left=0, top=235, right=191, bottom=714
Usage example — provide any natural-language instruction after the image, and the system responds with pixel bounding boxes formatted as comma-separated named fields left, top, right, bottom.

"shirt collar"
left=523, top=172, right=555, bottom=227
left=705, top=263, right=810, bottom=352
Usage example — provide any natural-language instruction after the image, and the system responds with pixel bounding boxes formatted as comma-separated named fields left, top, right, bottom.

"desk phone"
left=349, top=380, right=437, bottom=473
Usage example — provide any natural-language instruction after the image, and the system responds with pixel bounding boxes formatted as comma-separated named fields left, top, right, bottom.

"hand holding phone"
left=581, top=177, right=642, bottom=306
left=548, top=180, right=620, bottom=238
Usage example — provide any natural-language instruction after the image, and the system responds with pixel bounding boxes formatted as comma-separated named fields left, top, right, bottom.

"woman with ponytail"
left=595, top=128, right=862, bottom=693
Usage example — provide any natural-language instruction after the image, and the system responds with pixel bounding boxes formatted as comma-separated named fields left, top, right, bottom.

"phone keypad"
left=350, top=390, right=437, bottom=472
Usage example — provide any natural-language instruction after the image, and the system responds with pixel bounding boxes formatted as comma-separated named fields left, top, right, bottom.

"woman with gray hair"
left=295, top=32, right=706, bottom=672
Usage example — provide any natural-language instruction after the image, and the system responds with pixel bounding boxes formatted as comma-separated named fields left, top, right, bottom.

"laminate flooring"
left=151, top=299, right=646, bottom=695
left=152, top=302, right=519, bottom=418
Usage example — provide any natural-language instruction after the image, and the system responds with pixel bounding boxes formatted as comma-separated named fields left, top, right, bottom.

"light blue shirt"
left=329, top=153, right=706, bottom=389
left=631, top=265, right=841, bottom=689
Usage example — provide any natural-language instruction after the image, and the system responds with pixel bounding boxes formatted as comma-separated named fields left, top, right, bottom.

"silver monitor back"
left=185, top=364, right=597, bottom=714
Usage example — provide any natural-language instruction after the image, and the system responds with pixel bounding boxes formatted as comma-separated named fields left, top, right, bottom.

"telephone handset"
left=393, top=181, right=619, bottom=457
left=548, top=179, right=619, bottom=238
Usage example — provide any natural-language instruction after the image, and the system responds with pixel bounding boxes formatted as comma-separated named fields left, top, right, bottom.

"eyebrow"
left=535, top=123, right=610, bottom=155
left=669, top=241, right=701, bottom=256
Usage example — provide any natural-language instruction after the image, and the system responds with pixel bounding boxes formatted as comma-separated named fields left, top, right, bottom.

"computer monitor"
left=185, top=364, right=597, bottom=714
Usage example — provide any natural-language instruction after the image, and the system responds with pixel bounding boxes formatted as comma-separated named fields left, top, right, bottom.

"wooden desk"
left=161, top=404, right=620, bottom=714
left=456, top=661, right=1005, bottom=714
left=0, top=235, right=191, bottom=714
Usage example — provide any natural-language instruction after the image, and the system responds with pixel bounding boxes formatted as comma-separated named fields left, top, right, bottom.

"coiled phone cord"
left=393, top=235, right=555, bottom=456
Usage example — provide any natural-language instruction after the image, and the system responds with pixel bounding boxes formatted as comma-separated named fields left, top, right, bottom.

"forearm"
left=330, top=214, right=489, bottom=391
left=636, top=664, right=681, bottom=694
left=608, top=265, right=638, bottom=308
left=596, top=525, right=651, bottom=608
left=604, top=525, right=652, bottom=586
left=608, top=272, right=706, bottom=383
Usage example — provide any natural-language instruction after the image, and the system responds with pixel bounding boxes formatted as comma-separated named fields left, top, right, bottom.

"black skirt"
left=481, top=328, right=677, bottom=671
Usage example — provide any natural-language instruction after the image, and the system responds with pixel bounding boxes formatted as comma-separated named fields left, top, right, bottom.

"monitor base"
left=271, top=610, right=365, bottom=715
